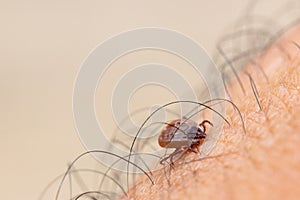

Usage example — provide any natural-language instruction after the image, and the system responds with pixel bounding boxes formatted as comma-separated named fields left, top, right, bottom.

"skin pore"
left=120, top=25, right=300, bottom=200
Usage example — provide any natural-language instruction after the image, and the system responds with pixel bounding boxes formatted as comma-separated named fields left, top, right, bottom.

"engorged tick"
left=158, top=119, right=213, bottom=165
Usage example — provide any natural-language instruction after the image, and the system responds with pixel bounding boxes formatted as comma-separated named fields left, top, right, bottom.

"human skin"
left=121, top=24, right=300, bottom=200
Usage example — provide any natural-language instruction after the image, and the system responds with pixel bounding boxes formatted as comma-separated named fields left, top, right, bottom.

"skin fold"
left=120, top=24, right=300, bottom=200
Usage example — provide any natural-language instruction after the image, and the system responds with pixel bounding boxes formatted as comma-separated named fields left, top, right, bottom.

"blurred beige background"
left=0, top=0, right=287, bottom=199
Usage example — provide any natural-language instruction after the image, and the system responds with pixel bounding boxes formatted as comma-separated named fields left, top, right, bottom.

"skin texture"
left=120, top=24, right=300, bottom=200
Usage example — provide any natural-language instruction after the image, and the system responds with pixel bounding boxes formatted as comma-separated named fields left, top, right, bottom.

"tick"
left=158, top=118, right=213, bottom=165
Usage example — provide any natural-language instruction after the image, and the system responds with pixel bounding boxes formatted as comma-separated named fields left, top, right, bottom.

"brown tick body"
left=158, top=119, right=213, bottom=165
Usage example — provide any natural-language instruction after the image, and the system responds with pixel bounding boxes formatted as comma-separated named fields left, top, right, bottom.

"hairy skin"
left=120, top=24, right=300, bottom=200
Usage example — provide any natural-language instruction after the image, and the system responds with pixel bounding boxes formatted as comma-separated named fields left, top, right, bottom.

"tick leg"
left=196, top=146, right=201, bottom=154
left=199, top=120, right=213, bottom=132
left=160, top=155, right=170, bottom=165
left=199, top=120, right=213, bottom=127
left=160, top=146, right=189, bottom=166
left=170, top=148, right=185, bottom=166
left=170, top=146, right=192, bottom=166
left=160, top=148, right=181, bottom=165
left=188, top=147, right=198, bottom=154
left=171, top=146, right=200, bottom=165
left=160, top=145, right=201, bottom=166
